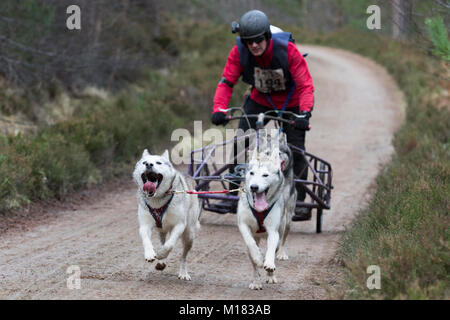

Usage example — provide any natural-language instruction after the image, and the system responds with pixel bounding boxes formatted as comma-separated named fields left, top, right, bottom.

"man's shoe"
left=292, top=207, right=312, bottom=221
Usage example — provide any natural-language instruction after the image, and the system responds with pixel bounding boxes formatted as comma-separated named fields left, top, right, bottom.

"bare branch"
left=0, top=35, right=56, bottom=57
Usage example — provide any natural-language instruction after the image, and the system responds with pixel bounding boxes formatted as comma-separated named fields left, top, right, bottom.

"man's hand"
left=211, top=112, right=229, bottom=126
left=294, top=111, right=311, bottom=130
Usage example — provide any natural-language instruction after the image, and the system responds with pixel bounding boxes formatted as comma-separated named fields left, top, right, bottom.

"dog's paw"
left=249, top=281, right=263, bottom=290
left=263, top=261, right=276, bottom=273
left=276, top=251, right=289, bottom=261
left=266, top=275, right=278, bottom=284
left=145, top=253, right=156, bottom=263
left=178, top=272, right=191, bottom=281
left=155, top=262, right=166, bottom=271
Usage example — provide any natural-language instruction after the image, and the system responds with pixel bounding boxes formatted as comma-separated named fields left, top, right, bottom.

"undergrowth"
left=290, top=27, right=449, bottom=299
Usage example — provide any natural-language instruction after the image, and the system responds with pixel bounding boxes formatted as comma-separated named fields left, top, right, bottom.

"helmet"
left=232, top=10, right=271, bottom=40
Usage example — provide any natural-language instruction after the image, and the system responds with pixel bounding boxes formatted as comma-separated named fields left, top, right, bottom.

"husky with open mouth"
left=237, top=136, right=292, bottom=290
left=133, top=149, right=200, bottom=280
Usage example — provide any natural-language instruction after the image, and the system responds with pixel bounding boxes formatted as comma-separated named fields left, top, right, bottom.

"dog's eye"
left=156, top=161, right=162, bottom=165
left=250, top=172, right=254, bottom=176
left=262, top=174, right=269, bottom=177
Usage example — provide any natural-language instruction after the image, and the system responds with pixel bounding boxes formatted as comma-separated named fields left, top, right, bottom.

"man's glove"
left=294, top=111, right=311, bottom=130
left=211, top=112, right=229, bottom=126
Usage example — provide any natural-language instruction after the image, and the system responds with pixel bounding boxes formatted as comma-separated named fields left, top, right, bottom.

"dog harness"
left=145, top=193, right=174, bottom=229
left=247, top=196, right=276, bottom=233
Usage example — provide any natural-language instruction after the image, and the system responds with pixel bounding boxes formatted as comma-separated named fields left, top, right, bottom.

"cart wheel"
left=316, top=163, right=326, bottom=233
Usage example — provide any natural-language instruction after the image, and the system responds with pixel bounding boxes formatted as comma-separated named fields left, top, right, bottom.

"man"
left=211, top=10, right=315, bottom=221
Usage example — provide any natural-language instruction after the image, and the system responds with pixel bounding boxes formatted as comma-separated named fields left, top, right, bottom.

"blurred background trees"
left=0, top=0, right=448, bottom=99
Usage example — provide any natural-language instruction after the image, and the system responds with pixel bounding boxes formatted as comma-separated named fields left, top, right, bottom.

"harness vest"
left=249, top=202, right=276, bottom=233
left=145, top=193, right=174, bottom=228
left=246, top=193, right=276, bottom=233
left=236, top=32, right=293, bottom=94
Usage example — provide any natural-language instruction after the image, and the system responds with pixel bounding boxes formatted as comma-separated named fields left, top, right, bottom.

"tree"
left=392, top=0, right=413, bottom=38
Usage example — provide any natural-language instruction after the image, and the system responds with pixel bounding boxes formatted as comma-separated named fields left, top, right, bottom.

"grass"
left=287, top=26, right=449, bottom=299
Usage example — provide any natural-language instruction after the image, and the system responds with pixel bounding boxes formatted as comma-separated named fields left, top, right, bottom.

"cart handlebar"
left=228, top=114, right=294, bottom=125
left=220, top=109, right=311, bottom=131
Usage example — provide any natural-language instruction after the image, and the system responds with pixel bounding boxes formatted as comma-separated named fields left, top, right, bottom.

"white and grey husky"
left=237, top=134, right=295, bottom=290
left=133, top=149, right=200, bottom=280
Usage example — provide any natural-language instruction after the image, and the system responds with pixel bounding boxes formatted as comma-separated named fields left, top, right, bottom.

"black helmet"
left=232, top=10, right=271, bottom=40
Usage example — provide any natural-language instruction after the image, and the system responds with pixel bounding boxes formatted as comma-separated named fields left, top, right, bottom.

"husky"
left=133, top=149, right=201, bottom=280
left=237, top=134, right=294, bottom=290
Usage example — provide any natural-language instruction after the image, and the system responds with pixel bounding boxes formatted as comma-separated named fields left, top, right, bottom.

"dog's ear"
left=161, top=149, right=170, bottom=161
left=142, top=149, right=150, bottom=157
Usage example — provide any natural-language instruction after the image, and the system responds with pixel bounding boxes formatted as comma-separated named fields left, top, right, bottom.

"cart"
left=187, top=109, right=333, bottom=233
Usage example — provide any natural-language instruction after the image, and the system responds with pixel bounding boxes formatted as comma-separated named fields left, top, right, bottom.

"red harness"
left=248, top=201, right=276, bottom=233
left=145, top=193, right=174, bottom=228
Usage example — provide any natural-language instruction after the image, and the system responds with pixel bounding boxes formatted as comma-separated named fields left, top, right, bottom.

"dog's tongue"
left=143, top=181, right=156, bottom=195
left=254, top=192, right=268, bottom=212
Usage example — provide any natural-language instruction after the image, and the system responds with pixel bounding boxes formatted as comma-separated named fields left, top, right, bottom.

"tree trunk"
left=392, top=0, right=412, bottom=39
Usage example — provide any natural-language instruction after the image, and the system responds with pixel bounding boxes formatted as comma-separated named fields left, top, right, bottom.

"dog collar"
left=246, top=194, right=276, bottom=233
left=145, top=192, right=174, bottom=228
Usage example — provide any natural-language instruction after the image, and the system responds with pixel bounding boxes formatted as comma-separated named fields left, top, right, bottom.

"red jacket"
left=213, top=39, right=314, bottom=114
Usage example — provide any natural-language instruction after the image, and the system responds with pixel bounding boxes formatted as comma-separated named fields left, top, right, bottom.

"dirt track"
left=0, top=45, right=405, bottom=299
